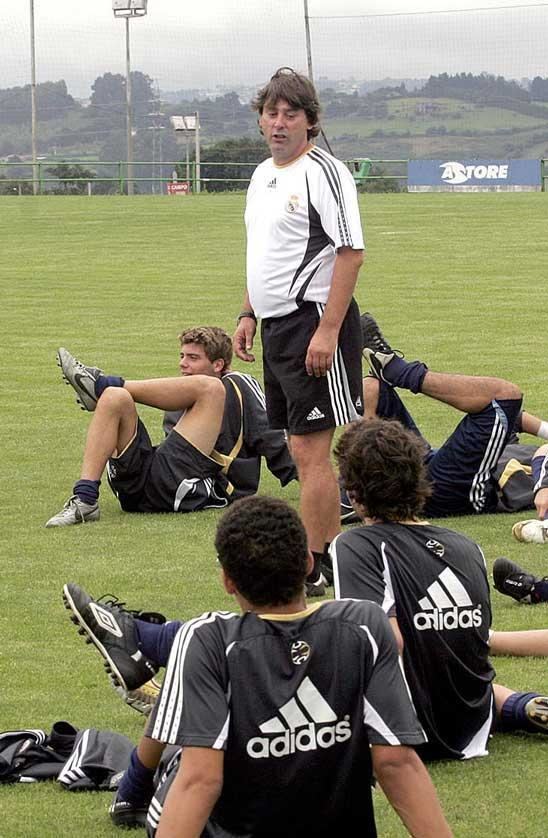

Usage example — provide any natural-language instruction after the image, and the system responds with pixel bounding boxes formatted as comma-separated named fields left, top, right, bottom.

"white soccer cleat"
left=512, top=519, right=548, bottom=544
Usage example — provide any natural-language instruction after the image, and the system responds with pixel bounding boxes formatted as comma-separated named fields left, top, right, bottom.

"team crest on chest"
left=286, top=194, right=300, bottom=213
left=291, top=639, right=311, bottom=664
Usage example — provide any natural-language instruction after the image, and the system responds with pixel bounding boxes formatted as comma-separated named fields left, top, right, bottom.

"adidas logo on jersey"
left=413, top=567, right=482, bottom=631
left=306, top=406, right=325, bottom=421
left=246, top=676, right=351, bottom=759
left=266, top=177, right=277, bottom=189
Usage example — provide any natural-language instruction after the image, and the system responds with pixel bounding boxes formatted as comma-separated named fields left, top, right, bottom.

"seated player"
left=332, top=418, right=548, bottom=761
left=345, top=314, right=548, bottom=531
left=62, top=496, right=452, bottom=836
left=46, top=326, right=296, bottom=527
left=493, top=556, right=548, bottom=604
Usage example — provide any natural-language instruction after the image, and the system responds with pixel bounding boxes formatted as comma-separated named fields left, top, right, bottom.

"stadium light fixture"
left=112, top=1, right=148, bottom=194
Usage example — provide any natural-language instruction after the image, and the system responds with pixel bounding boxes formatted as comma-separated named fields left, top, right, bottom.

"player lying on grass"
left=45, top=325, right=296, bottom=525
left=63, top=496, right=452, bottom=837
left=340, top=314, right=548, bottom=542
left=332, top=418, right=548, bottom=761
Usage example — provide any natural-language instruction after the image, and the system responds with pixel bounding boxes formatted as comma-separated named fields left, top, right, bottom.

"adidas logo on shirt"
left=246, top=677, right=351, bottom=759
left=413, top=567, right=482, bottom=631
left=306, top=406, right=325, bottom=421
left=266, top=177, right=277, bottom=189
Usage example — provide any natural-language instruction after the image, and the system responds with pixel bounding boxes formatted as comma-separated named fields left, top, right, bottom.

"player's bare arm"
left=157, top=747, right=223, bottom=838
left=305, top=246, right=363, bottom=377
left=372, top=745, right=453, bottom=837
left=233, top=291, right=257, bottom=363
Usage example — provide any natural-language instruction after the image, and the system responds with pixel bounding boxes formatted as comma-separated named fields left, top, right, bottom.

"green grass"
left=1, top=192, right=548, bottom=836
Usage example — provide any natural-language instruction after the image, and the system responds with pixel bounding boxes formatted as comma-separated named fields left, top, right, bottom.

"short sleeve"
left=149, top=613, right=236, bottom=750
left=311, top=157, right=364, bottom=251
left=358, top=605, right=426, bottom=747
left=332, top=531, right=395, bottom=614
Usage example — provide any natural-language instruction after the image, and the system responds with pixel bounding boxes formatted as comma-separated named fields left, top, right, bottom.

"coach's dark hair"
left=215, top=496, right=309, bottom=606
left=178, top=326, right=232, bottom=371
left=335, top=418, right=432, bottom=522
left=252, top=67, right=321, bottom=140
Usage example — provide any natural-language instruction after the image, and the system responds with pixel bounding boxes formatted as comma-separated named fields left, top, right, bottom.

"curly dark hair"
left=178, top=326, right=232, bottom=370
left=214, top=496, right=309, bottom=607
left=335, top=419, right=432, bottom=522
left=252, top=67, right=321, bottom=140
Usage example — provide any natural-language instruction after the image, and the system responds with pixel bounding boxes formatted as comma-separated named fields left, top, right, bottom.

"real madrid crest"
left=286, top=194, right=300, bottom=213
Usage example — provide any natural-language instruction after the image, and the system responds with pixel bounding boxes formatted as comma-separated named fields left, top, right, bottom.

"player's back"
left=333, top=522, right=495, bottom=760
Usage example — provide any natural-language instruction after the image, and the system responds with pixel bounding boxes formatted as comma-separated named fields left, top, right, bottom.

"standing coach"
left=233, top=67, right=365, bottom=591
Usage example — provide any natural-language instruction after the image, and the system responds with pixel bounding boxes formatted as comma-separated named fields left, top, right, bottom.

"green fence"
left=1, top=158, right=546, bottom=194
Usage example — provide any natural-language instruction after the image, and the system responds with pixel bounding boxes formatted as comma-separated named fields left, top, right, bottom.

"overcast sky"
left=1, top=1, right=547, bottom=98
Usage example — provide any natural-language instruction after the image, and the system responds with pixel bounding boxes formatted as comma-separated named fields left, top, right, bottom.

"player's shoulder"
left=312, top=598, right=389, bottom=631
left=223, top=370, right=266, bottom=401
left=175, top=610, right=241, bottom=646
left=306, top=145, right=354, bottom=180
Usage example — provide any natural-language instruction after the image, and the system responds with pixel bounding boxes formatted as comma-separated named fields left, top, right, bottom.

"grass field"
left=1, top=192, right=548, bottom=836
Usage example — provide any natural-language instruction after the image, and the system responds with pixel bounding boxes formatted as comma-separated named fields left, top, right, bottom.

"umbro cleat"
left=57, top=347, right=103, bottom=411
left=45, top=495, right=100, bottom=527
left=63, top=582, right=161, bottom=690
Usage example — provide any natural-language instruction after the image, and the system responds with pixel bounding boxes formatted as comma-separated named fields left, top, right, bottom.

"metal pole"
left=29, top=0, right=38, bottom=195
left=194, top=111, right=200, bottom=194
left=125, top=16, right=134, bottom=195
left=303, top=0, right=314, bottom=82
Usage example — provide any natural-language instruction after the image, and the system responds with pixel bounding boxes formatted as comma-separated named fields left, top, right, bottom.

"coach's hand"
left=305, top=326, right=337, bottom=377
left=233, top=317, right=256, bottom=363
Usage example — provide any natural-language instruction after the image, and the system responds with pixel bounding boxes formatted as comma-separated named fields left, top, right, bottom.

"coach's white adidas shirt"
left=245, top=146, right=365, bottom=319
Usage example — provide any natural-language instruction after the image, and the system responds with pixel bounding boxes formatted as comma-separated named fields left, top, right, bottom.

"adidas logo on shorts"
left=306, top=406, right=325, bottom=421
left=246, top=677, right=351, bottom=759
left=413, top=567, right=482, bottom=631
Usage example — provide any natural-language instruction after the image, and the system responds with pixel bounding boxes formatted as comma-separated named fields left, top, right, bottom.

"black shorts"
left=261, top=299, right=363, bottom=435
left=106, top=419, right=226, bottom=513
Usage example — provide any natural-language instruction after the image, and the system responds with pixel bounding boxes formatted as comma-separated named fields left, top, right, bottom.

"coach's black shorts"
left=261, top=299, right=363, bottom=435
left=106, top=419, right=225, bottom=513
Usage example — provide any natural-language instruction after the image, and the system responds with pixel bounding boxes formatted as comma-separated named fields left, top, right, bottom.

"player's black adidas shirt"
left=164, top=372, right=296, bottom=501
left=146, top=600, right=426, bottom=837
left=332, top=523, right=495, bottom=760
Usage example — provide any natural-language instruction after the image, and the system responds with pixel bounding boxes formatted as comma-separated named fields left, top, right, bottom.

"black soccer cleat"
left=492, top=557, right=545, bottom=604
left=109, top=795, right=149, bottom=829
left=63, top=582, right=163, bottom=690
left=360, top=313, right=404, bottom=382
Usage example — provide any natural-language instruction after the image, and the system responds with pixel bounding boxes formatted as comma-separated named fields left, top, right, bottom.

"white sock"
left=537, top=420, right=548, bottom=440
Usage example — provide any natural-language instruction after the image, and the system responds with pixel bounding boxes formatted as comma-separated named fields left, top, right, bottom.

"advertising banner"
left=408, top=159, right=541, bottom=191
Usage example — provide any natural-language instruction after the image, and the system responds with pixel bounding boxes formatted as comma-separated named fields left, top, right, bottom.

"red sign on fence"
left=167, top=182, right=190, bottom=195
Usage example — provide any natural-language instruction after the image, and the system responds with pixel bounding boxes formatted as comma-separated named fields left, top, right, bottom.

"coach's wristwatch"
left=236, top=310, right=257, bottom=324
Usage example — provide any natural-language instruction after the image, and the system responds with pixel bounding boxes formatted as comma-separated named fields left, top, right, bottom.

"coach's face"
left=179, top=343, right=224, bottom=378
left=259, top=98, right=312, bottom=165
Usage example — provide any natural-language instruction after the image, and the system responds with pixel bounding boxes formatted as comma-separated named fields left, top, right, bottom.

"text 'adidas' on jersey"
left=146, top=600, right=425, bottom=837
left=332, top=522, right=495, bottom=761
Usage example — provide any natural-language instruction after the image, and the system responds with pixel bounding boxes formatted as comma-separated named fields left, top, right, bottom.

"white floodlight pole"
left=303, top=0, right=314, bottom=82
left=195, top=111, right=201, bottom=194
left=113, top=1, right=148, bottom=195
left=125, top=16, right=133, bottom=194
left=30, top=0, right=38, bottom=194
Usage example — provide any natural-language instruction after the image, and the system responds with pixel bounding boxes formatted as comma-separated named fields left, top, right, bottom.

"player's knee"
left=96, top=385, right=133, bottom=414
left=290, top=434, right=333, bottom=476
left=494, top=379, right=522, bottom=402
